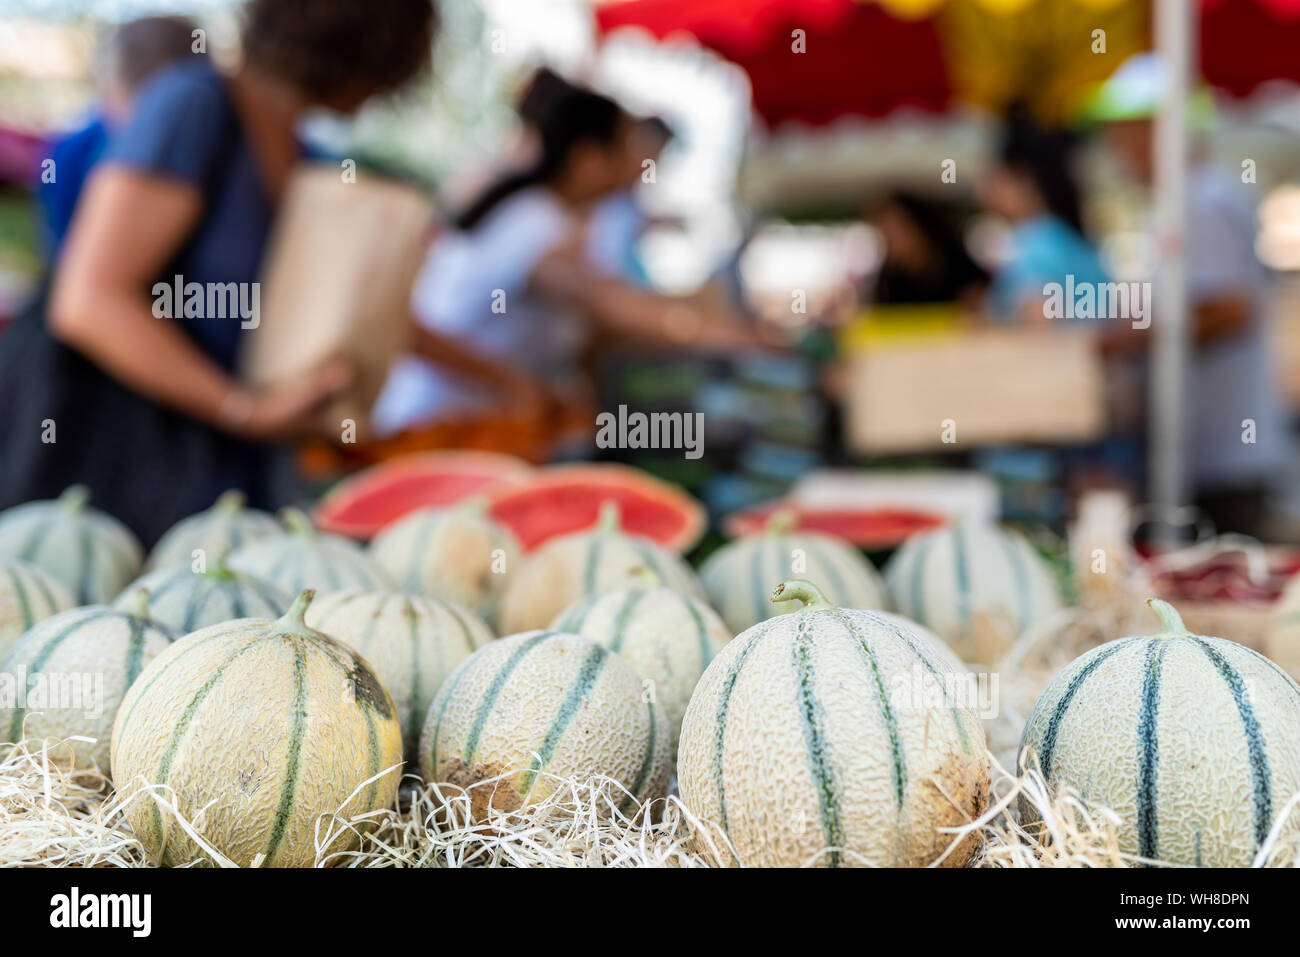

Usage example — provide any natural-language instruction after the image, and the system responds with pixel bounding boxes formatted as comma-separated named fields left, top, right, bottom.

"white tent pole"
left=1150, top=0, right=1194, bottom=527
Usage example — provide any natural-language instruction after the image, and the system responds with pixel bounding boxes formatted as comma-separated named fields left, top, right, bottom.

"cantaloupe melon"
left=0, top=486, right=143, bottom=604
left=115, top=557, right=289, bottom=634
left=700, top=511, right=888, bottom=634
left=147, top=490, right=281, bottom=570
left=305, top=589, right=494, bottom=758
left=2, top=590, right=174, bottom=773
left=419, top=629, right=670, bottom=818
left=228, top=508, right=390, bottom=597
left=884, top=519, right=1062, bottom=664
left=677, top=579, right=989, bottom=867
left=499, top=502, right=703, bottom=634
left=1021, top=599, right=1300, bottom=867
left=368, top=500, right=520, bottom=628
left=551, top=574, right=730, bottom=754
left=0, top=559, right=73, bottom=660
left=110, top=591, right=403, bottom=867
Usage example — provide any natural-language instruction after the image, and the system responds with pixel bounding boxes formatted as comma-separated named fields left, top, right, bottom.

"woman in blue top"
left=0, top=0, right=438, bottom=544
left=979, top=105, right=1110, bottom=322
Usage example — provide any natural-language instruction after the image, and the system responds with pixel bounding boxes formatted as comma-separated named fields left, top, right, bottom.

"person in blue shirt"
left=39, top=16, right=202, bottom=261
left=0, top=0, right=441, bottom=545
left=979, top=104, right=1110, bottom=323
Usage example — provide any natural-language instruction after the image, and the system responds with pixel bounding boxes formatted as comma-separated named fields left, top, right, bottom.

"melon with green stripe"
left=0, top=485, right=143, bottom=605
left=368, top=499, right=520, bottom=629
left=500, top=501, right=704, bottom=634
left=884, top=518, right=1062, bottom=664
left=227, top=507, right=391, bottom=597
left=551, top=570, right=731, bottom=755
left=113, top=554, right=290, bottom=634
left=1020, top=599, right=1300, bottom=867
left=419, top=629, right=670, bottom=818
left=147, top=490, right=282, bottom=571
left=677, top=579, right=989, bottom=867
left=2, top=589, right=174, bottom=774
left=111, top=590, right=402, bottom=867
left=305, top=589, right=494, bottom=759
left=0, top=559, right=73, bottom=660
left=700, top=510, right=888, bottom=634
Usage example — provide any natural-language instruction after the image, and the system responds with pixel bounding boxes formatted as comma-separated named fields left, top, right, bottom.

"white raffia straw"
left=4, top=733, right=1297, bottom=868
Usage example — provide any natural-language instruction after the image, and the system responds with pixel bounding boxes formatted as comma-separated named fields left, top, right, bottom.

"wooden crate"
left=844, top=326, right=1106, bottom=454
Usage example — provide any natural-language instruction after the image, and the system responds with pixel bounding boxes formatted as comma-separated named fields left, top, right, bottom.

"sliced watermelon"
left=487, top=463, right=706, bottom=553
left=725, top=501, right=946, bottom=549
left=315, top=451, right=531, bottom=540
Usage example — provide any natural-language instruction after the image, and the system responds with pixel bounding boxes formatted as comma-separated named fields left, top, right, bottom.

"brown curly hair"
left=242, top=0, right=437, bottom=103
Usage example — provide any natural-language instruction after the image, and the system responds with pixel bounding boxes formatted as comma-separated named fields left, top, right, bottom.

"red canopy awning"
left=596, top=0, right=951, bottom=125
left=594, top=0, right=1300, bottom=126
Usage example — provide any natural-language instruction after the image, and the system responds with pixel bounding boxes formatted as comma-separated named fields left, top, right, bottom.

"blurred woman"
left=866, top=190, right=987, bottom=309
left=372, top=84, right=760, bottom=437
left=978, top=105, right=1109, bottom=322
left=0, top=0, right=439, bottom=543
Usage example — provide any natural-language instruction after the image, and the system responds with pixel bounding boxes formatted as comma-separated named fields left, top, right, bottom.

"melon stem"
left=278, top=589, right=317, bottom=633
left=771, top=579, right=834, bottom=612
left=279, top=507, right=316, bottom=538
left=119, top=588, right=151, bottom=620
left=457, top=495, right=491, bottom=517
left=58, top=485, right=90, bottom=513
left=596, top=500, right=622, bottom=533
left=206, top=550, right=235, bottom=579
left=626, top=565, right=663, bottom=587
left=1147, top=598, right=1188, bottom=635
left=764, top=508, right=799, bottom=536
left=214, top=489, right=247, bottom=513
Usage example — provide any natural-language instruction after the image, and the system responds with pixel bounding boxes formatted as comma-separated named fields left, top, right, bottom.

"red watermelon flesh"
left=487, top=464, right=705, bottom=553
left=725, top=502, right=946, bottom=549
left=315, top=451, right=531, bottom=539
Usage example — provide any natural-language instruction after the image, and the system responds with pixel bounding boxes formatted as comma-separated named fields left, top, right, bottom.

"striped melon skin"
left=227, top=510, right=390, bottom=597
left=677, top=580, right=989, bottom=867
left=551, top=585, right=731, bottom=753
left=0, top=486, right=143, bottom=605
left=369, top=504, right=520, bottom=628
left=419, top=630, right=671, bottom=819
left=110, top=592, right=403, bottom=867
left=305, top=590, right=494, bottom=758
left=500, top=523, right=704, bottom=635
left=2, top=596, right=175, bottom=773
left=1020, top=601, right=1300, bottom=867
left=700, top=530, right=888, bottom=634
left=147, top=490, right=281, bottom=571
left=0, top=559, right=74, bottom=660
left=884, top=520, right=1061, bottom=664
left=114, top=562, right=290, bottom=634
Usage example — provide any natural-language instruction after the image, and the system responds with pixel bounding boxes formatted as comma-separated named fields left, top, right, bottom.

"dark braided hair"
left=455, top=84, right=626, bottom=231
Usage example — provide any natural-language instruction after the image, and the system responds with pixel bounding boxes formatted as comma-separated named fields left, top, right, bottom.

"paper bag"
left=241, top=163, right=434, bottom=438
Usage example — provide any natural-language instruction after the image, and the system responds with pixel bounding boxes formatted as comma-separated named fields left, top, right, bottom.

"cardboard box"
left=241, top=163, right=434, bottom=437
left=844, top=326, right=1106, bottom=454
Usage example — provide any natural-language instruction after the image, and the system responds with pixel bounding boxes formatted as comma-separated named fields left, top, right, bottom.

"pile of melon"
left=2, top=455, right=1298, bottom=869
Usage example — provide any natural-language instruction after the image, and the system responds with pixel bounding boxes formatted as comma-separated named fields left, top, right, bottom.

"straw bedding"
left=3, top=605, right=1296, bottom=868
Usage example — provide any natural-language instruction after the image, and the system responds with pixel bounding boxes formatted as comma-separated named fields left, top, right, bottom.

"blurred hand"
left=233, top=358, right=354, bottom=441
